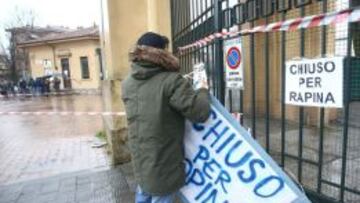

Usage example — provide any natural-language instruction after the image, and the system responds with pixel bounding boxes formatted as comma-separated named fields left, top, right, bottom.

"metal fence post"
left=340, top=1, right=353, bottom=201
left=214, top=0, right=225, bottom=104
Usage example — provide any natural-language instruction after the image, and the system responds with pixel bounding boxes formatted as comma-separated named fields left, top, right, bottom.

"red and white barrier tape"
left=178, top=7, right=360, bottom=52
left=0, top=111, right=126, bottom=116
left=1, top=111, right=240, bottom=119
left=0, top=90, right=101, bottom=98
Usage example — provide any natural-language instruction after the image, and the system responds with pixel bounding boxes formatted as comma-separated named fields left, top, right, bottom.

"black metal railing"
left=171, top=0, right=360, bottom=202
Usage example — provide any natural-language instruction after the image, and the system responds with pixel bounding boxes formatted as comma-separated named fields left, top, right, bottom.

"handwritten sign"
left=179, top=96, right=311, bottom=203
left=285, top=57, right=344, bottom=108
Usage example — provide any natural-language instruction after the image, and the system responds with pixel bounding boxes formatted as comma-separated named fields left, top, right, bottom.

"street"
left=0, top=95, right=109, bottom=185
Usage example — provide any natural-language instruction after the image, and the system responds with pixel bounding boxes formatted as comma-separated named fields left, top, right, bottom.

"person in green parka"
left=122, top=32, right=211, bottom=203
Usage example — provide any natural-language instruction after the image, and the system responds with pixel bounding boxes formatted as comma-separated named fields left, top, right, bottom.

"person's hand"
left=199, top=79, right=209, bottom=90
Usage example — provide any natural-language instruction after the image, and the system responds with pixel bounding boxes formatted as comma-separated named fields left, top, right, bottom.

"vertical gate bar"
left=317, top=0, right=327, bottom=193
left=176, top=0, right=180, bottom=67
left=191, top=0, right=196, bottom=67
left=298, top=5, right=306, bottom=184
left=179, top=0, right=182, bottom=38
left=191, top=0, right=194, bottom=73
left=214, top=0, right=225, bottom=104
left=250, top=21, right=256, bottom=139
left=196, top=0, right=200, bottom=63
left=226, top=0, right=231, bottom=112
left=201, top=0, right=205, bottom=63
left=206, top=43, right=210, bottom=89
left=265, top=16, right=270, bottom=153
left=187, top=51, right=189, bottom=74
left=205, top=0, right=210, bottom=86
left=238, top=0, right=243, bottom=125
left=181, top=0, right=184, bottom=39
left=177, top=0, right=180, bottom=38
left=229, top=90, right=233, bottom=112
left=187, top=0, right=191, bottom=73
left=170, top=0, right=175, bottom=52
left=340, top=0, right=353, bottom=200
left=214, top=0, right=219, bottom=99
left=210, top=1, right=216, bottom=96
left=173, top=0, right=177, bottom=41
left=240, top=90, right=244, bottom=124
left=180, top=1, right=185, bottom=72
left=184, top=0, right=188, bottom=68
left=202, top=0, right=205, bottom=70
left=190, top=48, right=195, bottom=73
left=280, top=11, right=287, bottom=167
left=188, top=0, right=191, bottom=35
left=211, top=43, right=215, bottom=96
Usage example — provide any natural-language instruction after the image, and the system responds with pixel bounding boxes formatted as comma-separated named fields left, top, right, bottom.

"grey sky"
left=0, top=0, right=101, bottom=49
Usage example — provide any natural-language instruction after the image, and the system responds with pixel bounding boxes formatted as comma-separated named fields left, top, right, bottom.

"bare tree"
left=4, top=6, right=37, bottom=30
left=0, top=39, right=10, bottom=67
left=1, top=7, right=37, bottom=82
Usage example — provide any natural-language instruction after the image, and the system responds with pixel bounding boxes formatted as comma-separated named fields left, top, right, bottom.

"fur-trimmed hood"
left=129, top=45, right=180, bottom=72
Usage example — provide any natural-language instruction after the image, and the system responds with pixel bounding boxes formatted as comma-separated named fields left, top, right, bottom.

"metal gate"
left=170, top=0, right=360, bottom=202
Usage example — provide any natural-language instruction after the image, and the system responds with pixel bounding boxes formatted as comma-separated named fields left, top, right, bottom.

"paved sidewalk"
left=0, top=163, right=183, bottom=203
left=0, top=95, right=109, bottom=185
left=0, top=164, right=135, bottom=203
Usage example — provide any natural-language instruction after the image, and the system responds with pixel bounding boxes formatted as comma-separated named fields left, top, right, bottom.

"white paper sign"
left=43, top=59, right=53, bottom=76
left=193, top=63, right=208, bottom=90
left=224, top=37, right=244, bottom=89
left=285, top=57, right=344, bottom=108
left=180, top=96, right=311, bottom=203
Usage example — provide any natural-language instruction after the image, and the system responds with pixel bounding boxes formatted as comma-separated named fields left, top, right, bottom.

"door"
left=61, top=58, right=71, bottom=89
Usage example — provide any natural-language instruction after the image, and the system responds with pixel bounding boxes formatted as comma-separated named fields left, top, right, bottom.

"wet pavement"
left=0, top=163, right=135, bottom=203
left=0, top=95, right=110, bottom=185
left=1, top=94, right=359, bottom=202
left=0, top=95, right=183, bottom=203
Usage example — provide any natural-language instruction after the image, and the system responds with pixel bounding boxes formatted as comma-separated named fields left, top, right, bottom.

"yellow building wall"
left=27, top=39, right=101, bottom=89
left=99, top=0, right=173, bottom=164
left=101, top=0, right=172, bottom=81
left=28, top=46, right=53, bottom=77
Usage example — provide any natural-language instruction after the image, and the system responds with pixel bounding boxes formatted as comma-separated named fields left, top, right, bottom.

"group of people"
left=0, top=76, right=61, bottom=97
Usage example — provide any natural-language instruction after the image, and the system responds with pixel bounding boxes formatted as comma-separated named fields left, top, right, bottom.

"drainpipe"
left=50, top=44, right=57, bottom=71
left=44, top=41, right=57, bottom=73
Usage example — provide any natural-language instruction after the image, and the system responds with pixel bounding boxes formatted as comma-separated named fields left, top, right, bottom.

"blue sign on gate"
left=226, top=47, right=241, bottom=70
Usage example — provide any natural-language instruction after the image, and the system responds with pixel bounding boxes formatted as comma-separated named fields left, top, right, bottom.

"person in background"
left=44, top=78, right=50, bottom=95
left=0, top=80, right=7, bottom=97
left=19, top=79, right=27, bottom=94
left=35, top=78, right=41, bottom=95
left=54, top=77, right=61, bottom=92
left=28, top=77, right=35, bottom=94
left=122, top=32, right=211, bottom=203
left=39, top=78, right=45, bottom=95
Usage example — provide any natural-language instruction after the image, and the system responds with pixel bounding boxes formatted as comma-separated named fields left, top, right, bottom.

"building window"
left=80, top=56, right=90, bottom=79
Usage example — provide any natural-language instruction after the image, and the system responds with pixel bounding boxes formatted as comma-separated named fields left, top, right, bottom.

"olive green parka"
left=121, top=45, right=210, bottom=195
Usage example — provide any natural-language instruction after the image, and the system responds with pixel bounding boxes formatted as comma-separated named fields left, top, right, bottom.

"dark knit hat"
left=137, top=32, right=169, bottom=49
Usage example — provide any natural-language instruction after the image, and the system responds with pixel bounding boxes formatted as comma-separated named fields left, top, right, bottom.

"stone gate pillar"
left=100, top=0, right=172, bottom=165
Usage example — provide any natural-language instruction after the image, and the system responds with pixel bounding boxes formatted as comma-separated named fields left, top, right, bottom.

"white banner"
left=224, top=37, right=244, bottom=89
left=180, top=96, right=311, bottom=203
left=285, top=57, right=344, bottom=108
